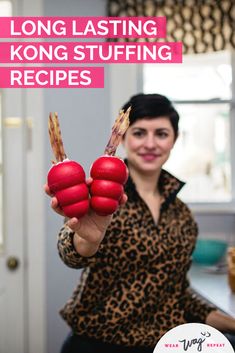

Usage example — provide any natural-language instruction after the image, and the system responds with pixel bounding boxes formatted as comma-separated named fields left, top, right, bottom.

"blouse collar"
left=124, top=159, right=185, bottom=209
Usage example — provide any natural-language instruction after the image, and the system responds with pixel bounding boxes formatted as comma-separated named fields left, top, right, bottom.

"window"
left=0, top=1, right=12, bottom=16
left=143, top=50, right=233, bottom=205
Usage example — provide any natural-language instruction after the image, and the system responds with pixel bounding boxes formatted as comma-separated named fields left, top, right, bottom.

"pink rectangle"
left=0, top=42, right=182, bottom=63
left=0, top=17, right=166, bottom=38
left=0, top=67, right=104, bottom=88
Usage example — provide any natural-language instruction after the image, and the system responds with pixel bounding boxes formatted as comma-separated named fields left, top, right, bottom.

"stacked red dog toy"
left=90, top=108, right=130, bottom=215
left=47, top=113, right=89, bottom=219
left=47, top=108, right=130, bottom=218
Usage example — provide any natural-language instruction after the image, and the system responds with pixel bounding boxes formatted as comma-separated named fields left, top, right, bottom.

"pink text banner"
left=0, top=42, right=182, bottom=63
left=0, top=67, right=104, bottom=88
left=0, top=17, right=166, bottom=38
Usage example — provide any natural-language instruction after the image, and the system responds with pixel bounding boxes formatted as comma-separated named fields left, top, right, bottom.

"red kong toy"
left=47, top=113, right=89, bottom=219
left=90, top=107, right=131, bottom=216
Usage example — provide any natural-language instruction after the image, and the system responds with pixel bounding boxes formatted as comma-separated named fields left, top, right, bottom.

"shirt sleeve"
left=57, top=223, right=106, bottom=269
left=57, top=208, right=123, bottom=269
left=180, top=277, right=217, bottom=323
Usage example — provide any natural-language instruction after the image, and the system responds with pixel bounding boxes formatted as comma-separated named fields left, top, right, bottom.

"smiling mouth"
left=139, top=154, right=159, bottom=161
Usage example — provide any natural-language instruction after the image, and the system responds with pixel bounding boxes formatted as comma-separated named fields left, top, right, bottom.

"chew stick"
left=104, top=106, right=131, bottom=156
left=48, top=112, right=67, bottom=163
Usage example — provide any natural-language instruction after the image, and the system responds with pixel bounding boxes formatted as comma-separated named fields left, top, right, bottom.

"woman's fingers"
left=45, top=180, right=127, bottom=220
left=44, top=183, right=53, bottom=197
left=119, top=193, right=128, bottom=205
left=44, top=183, right=65, bottom=216
left=86, top=177, right=93, bottom=186
left=44, top=183, right=64, bottom=216
left=50, top=197, right=65, bottom=216
left=66, top=217, right=80, bottom=231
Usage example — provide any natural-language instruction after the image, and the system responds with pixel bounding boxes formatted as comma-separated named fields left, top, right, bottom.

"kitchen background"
left=0, top=0, right=234, bottom=353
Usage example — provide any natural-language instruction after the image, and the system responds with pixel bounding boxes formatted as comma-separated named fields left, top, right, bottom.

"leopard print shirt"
left=57, top=168, right=216, bottom=348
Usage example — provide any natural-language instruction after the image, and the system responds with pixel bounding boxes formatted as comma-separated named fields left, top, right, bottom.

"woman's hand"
left=44, top=179, right=127, bottom=257
left=206, top=310, right=235, bottom=333
left=67, top=210, right=113, bottom=257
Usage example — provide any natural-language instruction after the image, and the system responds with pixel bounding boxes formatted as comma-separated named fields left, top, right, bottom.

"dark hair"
left=122, top=93, right=179, bottom=137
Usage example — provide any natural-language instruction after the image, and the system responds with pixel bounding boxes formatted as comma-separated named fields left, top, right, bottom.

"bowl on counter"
left=192, top=239, right=228, bottom=266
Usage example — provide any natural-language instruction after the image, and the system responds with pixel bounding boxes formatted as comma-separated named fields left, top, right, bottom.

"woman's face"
left=123, top=117, right=176, bottom=174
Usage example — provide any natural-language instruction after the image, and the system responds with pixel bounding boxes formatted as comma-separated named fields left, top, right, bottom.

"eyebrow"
left=132, top=127, right=171, bottom=132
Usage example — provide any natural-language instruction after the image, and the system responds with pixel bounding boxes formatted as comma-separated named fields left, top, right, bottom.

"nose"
left=144, top=134, right=156, bottom=149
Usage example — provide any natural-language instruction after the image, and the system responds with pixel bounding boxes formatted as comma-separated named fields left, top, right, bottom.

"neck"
left=128, top=163, right=161, bottom=196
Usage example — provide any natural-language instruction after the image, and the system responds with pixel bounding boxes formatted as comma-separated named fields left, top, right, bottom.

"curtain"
left=107, top=0, right=235, bottom=54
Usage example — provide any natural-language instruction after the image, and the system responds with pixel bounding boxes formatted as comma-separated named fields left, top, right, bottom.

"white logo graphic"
left=153, top=323, right=234, bottom=353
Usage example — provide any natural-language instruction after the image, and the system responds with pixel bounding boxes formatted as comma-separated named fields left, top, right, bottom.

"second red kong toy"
left=90, top=107, right=131, bottom=216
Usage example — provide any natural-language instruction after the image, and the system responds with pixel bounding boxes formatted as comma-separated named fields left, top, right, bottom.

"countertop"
left=189, top=264, right=235, bottom=317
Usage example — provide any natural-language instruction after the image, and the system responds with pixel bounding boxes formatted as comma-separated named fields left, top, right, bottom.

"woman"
left=46, top=94, right=235, bottom=352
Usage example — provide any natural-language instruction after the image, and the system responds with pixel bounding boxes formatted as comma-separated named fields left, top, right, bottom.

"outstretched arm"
left=206, top=310, right=235, bottom=333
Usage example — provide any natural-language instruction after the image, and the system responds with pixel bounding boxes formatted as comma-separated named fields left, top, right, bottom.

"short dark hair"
left=122, top=93, right=179, bottom=137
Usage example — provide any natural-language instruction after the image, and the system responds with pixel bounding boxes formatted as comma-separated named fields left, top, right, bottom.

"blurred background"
left=0, top=0, right=234, bottom=352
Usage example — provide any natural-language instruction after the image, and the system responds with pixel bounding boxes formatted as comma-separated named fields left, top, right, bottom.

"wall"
left=43, top=1, right=110, bottom=352
left=195, top=213, right=235, bottom=245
